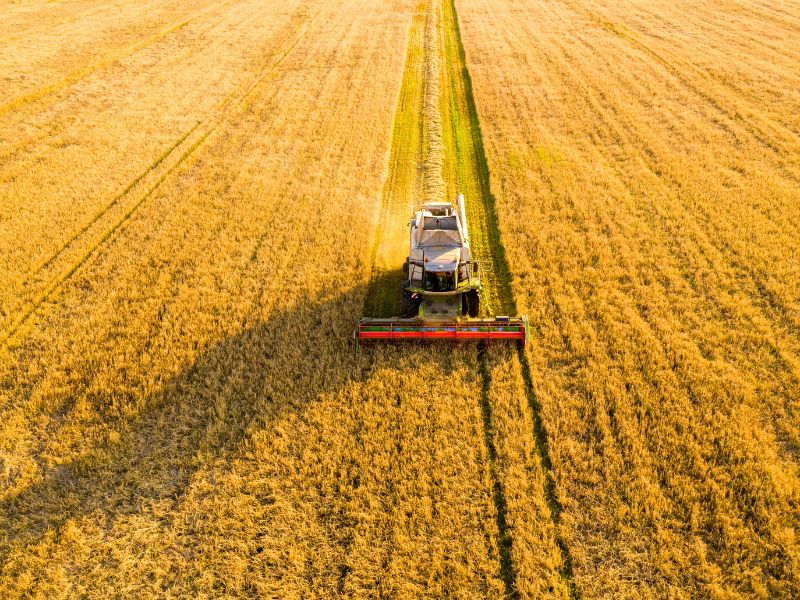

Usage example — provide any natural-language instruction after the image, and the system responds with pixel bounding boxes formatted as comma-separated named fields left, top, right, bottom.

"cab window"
left=458, top=263, right=470, bottom=284
left=424, top=270, right=455, bottom=291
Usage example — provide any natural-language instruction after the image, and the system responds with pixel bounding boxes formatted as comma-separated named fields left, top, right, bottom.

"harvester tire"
left=400, top=281, right=420, bottom=317
left=465, top=290, right=480, bottom=317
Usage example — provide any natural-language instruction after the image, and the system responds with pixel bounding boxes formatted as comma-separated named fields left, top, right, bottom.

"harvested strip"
left=422, top=0, right=445, bottom=203
left=439, top=0, right=577, bottom=594
left=362, top=2, right=426, bottom=318
left=355, top=0, right=508, bottom=594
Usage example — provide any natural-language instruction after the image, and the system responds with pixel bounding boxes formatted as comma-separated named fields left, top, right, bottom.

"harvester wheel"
left=465, top=290, right=480, bottom=317
left=400, top=281, right=420, bottom=317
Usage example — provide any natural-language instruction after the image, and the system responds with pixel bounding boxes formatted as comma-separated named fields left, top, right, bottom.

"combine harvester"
left=356, top=194, right=528, bottom=346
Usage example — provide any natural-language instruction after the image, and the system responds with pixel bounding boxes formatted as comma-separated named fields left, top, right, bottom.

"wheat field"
left=1, top=0, right=799, bottom=597
left=458, top=0, right=800, bottom=596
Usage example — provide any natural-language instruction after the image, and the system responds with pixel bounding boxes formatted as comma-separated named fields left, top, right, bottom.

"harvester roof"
left=422, top=245, right=461, bottom=271
left=418, top=215, right=462, bottom=248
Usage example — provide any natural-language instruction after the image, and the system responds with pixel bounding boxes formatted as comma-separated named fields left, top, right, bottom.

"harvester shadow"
left=0, top=286, right=381, bottom=566
left=362, top=267, right=406, bottom=318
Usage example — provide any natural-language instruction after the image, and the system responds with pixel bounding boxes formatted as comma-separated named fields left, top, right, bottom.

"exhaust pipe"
left=457, top=193, right=469, bottom=244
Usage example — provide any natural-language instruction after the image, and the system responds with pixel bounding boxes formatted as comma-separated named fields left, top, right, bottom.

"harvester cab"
left=355, top=194, right=528, bottom=346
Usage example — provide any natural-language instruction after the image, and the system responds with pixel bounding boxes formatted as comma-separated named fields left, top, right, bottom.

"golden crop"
left=459, top=0, right=800, bottom=596
left=1, top=0, right=798, bottom=597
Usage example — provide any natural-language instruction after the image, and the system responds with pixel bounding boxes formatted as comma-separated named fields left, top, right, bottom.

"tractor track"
left=440, top=0, right=579, bottom=595
left=570, top=2, right=800, bottom=186
left=0, top=131, right=211, bottom=349
left=0, top=0, right=233, bottom=120
left=476, top=345, right=518, bottom=598
left=541, top=6, right=800, bottom=372
left=0, top=0, right=309, bottom=168
left=0, top=2, right=327, bottom=348
left=359, top=0, right=577, bottom=595
left=0, top=0, right=190, bottom=47
left=440, top=6, right=520, bottom=581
